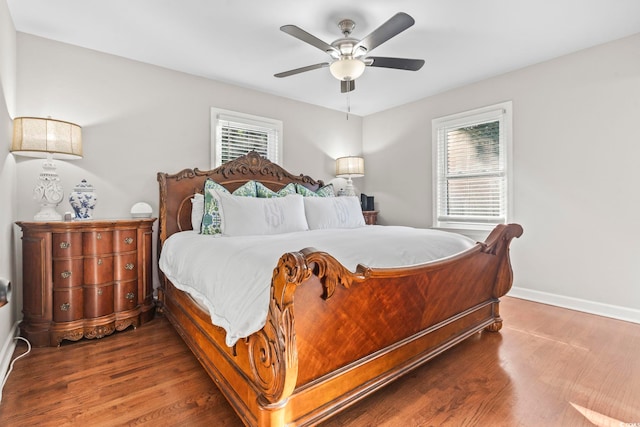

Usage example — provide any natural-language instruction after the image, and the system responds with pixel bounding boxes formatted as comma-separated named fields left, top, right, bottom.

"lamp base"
left=32, top=155, right=64, bottom=221
left=342, top=177, right=357, bottom=197
left=34, top=205, right=63, bottom=221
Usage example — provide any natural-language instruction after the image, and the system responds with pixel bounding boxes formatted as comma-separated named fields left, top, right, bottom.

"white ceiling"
left=7, top=0, right=640, bottom=116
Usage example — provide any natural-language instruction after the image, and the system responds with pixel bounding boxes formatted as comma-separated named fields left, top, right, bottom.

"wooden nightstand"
left=362, top=211, right=378, bottom=225
left=17, top=218, right=156, bottom=347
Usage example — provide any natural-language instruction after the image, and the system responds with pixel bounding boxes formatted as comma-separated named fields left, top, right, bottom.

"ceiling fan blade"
left=274, top=62, right=330, bottom=78
left=367, top=56, right=425, bottom=71
left=354, top=12, right=415, bottom=53
left=280, top=25, right=340, bottom=56
left=340, top=80, right=355, bottom=93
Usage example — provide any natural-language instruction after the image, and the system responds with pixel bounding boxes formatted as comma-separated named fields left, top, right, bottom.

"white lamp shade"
left=329, top=59, right=366, bottom=81
left=11, top=117, right=82, bottom=160
left=11, top=117, right=83, bottom=221
left=336, top=156, right=365, bottom=178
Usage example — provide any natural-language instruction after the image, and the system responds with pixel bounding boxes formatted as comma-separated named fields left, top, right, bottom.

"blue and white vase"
left=69, top=179, right=97, bottom=220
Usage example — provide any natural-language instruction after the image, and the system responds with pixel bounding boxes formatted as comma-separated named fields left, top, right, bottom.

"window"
left=210, top=108, right=283, bottom=167
left=432, top=101, right=512, bottom=230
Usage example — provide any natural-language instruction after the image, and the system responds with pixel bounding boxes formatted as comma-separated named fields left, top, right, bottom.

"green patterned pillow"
left=256, top=182, right=297, bottom=198
left=295, top=183, right=335, bottom=197
left=201, top=179, right=257, bottom=235
left=231, top=180, right=258, bottom=197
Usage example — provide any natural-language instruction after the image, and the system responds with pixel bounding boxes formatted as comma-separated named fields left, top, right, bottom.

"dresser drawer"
left=114, top=253, right=138, bottom=281
left=52, top=258, right=84, bottom=287
left=84, top=283, right=114, bottom=318
left=83, top=230, right=113, bottom=255
left=83, top=255, right=114, bottom=285
left=114, top=229, right=137, bottom=252
left=52, top=232, right=83, bottom=258
left=115, top=280, right=138, bottom=311
left=53, top=288, right=84, bottom=322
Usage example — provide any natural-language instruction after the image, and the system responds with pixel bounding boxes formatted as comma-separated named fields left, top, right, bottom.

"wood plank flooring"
left=1, top=296, right=639, bottom=426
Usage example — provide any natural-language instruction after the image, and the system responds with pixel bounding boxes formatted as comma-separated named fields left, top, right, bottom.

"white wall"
left=13, top=33, right=363, bottom=300
left=15, top=33, right=362, bottom=223
left=0, top=0, right=18, bottom=401
left=363, top=33, right=640, bottom=320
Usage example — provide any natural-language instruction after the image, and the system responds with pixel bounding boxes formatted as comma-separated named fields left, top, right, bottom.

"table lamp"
left=335, top=156, right=364, bottom=197
left=11, top=117, right=83, bottom=221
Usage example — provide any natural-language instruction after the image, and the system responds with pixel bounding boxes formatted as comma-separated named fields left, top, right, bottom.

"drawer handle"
left=96, top=233, right=102, bottom=240
left=61, top=271, right=72, bottom=279
left=59, top=241, right=70, bottom=249
left=60, top=303, right=70, bottom=312
left=125, top=263, right=135, bottom=271
left=97, top=258, right=103, bottom=265
left=124, top=237, right=134, bottom=245
left=97, top=288, right=103, bottom=296
left=126, top=292, right=135, bottom=301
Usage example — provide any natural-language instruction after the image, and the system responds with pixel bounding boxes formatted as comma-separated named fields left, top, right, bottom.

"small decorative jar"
left=69, top=179, right=97, bottom=220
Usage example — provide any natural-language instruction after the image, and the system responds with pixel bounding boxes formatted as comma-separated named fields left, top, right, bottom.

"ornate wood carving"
left=84, top=323, right=116, bottom=340
left=248, top=252, right=310, bottom=404
left=480, top=223, right=524, bottom=256
left=301, top=249, right=370, bottom=299
left=202, top=151, right=323, bottom=187
left=53, top=329, right=84, bottom=346
left=116, top=318, right=139, bottom=331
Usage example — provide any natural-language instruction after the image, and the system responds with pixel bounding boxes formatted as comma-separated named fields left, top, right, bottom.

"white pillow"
left=215, top=191, right=309, bottom=236
left=191, top=193, right=204, bottom=231
left=303, top=196, right=366, bottom=229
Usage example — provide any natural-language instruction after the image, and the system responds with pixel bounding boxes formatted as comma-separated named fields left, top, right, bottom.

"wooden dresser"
left=17, top=218, right=156, bottom=347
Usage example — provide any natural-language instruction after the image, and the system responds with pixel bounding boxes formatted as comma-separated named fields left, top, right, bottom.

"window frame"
left=432, top=101, right=513, bottom=231
left=210, top=108, right=283, bottom=168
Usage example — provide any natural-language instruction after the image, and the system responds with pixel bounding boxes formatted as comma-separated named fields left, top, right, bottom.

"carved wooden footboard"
left=156, top=152, right=523, bottom=426
left=159, top=223, right=521, bottom=426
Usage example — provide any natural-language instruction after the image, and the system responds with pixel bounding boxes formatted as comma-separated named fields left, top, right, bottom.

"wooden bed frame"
left=156, top=152, right=522, bottom=427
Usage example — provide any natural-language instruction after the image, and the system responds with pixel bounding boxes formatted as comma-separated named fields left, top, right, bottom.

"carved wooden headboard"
left=157, top=151, right=324, bottom=249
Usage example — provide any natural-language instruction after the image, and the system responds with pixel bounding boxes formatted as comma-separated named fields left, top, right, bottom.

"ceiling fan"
left=274, top=12, right=425, bottom=93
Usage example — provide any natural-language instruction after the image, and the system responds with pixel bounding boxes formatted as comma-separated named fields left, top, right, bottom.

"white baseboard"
left=508, top=286, right=640, bottom=324
left=0, top=321, right=20, bottom=403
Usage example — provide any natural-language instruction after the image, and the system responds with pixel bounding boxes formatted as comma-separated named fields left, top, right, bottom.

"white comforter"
left=158, top=226, right=475, bottom=346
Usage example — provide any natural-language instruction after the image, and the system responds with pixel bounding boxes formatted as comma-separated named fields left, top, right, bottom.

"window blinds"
left=434, top=106, right=508, bottom=227
left=212, top=110, right=282, bottom=167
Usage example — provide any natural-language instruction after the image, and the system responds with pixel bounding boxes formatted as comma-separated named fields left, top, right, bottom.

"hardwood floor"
left=1, top=296, right=639, bottom=426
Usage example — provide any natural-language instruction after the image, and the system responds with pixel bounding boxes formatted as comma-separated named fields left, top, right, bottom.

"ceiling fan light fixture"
left=329, top=58, right=366, bottom=81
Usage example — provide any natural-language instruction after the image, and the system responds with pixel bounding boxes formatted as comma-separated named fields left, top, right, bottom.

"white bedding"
left=158, top=226, right=475, bottom=346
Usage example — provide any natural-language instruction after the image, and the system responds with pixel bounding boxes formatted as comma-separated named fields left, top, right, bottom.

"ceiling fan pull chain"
left=346, top=92, right=351, bottom=120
